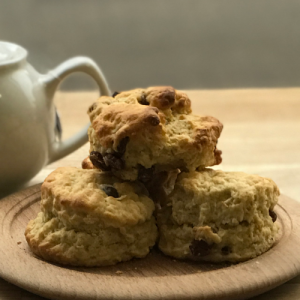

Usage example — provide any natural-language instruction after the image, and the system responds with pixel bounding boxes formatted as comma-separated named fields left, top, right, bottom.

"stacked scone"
left=25, top=86, right=280, bottom=266
left=25, top=167, right=157, bottom=266
left=157, top=170, right=279, bottom=262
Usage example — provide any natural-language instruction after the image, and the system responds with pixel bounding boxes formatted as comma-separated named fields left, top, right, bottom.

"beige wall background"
left=1, top=0, right=300, bottom=92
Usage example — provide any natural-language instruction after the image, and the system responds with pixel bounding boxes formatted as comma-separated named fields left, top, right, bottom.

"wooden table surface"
left=0, top=89, right=300, bottom=300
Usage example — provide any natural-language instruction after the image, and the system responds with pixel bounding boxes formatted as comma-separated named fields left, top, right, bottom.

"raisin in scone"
left=25, top=167, right=157, bottom=267
left=87, top=86, right=223, bottom=182
left=82, top=155, right=180, bottom=202
left=157, top=169, right=280, bottom=263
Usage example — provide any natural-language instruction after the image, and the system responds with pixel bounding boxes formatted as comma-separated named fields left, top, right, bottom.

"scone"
left=157, top=169, right=280, bottom=263
left=25, top=167, right=157, bottom=267
left=87, top=86, right=223, bottom=181
left=81, top=156, right=95, bottom=170
left=82, top=156, right=180, bottom=202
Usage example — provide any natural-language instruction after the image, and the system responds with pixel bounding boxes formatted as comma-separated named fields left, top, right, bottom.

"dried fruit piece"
left=138, top=166, right=154, bottom=183
left=112, top=91, right=119, bottom=97
left=117, top=137, right=130, bottom=155
left=221, top=246, right=231, bottom=255
left=269, top=210, right=277, bottom=222
left=189, top=240, right=211, bottom=256
left=103, top=153, right=124, bottom=170
left=89, top=151, right=110, bottom=171
left=99, top=184, right=119, bottom=198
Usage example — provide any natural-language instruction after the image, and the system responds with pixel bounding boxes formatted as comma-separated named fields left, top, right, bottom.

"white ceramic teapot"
left=0, top=41, right=110, bottom=193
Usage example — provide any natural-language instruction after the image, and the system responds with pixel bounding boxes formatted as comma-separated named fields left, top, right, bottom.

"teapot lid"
left=0, top=41, right=27, bottom=67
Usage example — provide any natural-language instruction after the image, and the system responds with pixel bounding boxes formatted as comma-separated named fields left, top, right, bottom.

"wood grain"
left=0, top=185, right=300, bottom=300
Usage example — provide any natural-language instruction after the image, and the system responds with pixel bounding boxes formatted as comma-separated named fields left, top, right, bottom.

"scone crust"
left=88, top=86, right=192, bottom=122
left=41, top=167, right=154, bottom=228
left=25, top=167, right=158, bottom=266
left=87, top=86, right=223, bottom=181
left=81, top=156, right=95, bottom=169
left=25, top=212, right=157, bottom=267
left=157, top=169, right=280, bottom=263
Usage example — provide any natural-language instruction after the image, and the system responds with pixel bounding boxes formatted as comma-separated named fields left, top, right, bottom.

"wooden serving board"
left=0, top=185, right=300, bottom=300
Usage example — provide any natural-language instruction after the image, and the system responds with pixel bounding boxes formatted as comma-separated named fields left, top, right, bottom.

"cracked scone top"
left=87, top=86, right=223, bottom=182
left=157, top=169, right=280, bottom=263
left=25, top=167, right=157, bottom=267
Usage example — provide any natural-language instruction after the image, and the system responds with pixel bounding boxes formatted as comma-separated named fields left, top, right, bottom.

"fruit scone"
left=25, top=167, right=157, bottom=267
left=157, top=169, right=280, bottom=263
left=86, top=86, right=223, bottom=182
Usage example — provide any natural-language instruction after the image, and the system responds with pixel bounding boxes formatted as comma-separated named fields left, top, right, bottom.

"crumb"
left=116, top=270, right=123, bottom=275
left=17, top=241, right=22, bottom=245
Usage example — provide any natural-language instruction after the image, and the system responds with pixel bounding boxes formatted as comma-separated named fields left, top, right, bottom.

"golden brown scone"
left=88, top=86, right=192, bottom=122
left=25, top=167, right=157, bottom=266
left=87, top=86, right=223, bottom=182
left=81, top=156, right=95, bottom=169
left=157, top=169, right=280, bottom=263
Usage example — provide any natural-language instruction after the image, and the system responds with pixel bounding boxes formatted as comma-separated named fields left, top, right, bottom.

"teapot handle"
left=42, top=57, right=111, bottom=164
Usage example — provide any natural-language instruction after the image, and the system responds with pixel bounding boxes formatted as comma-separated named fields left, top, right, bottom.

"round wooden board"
left=1, top=185, right=300, bottom=300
